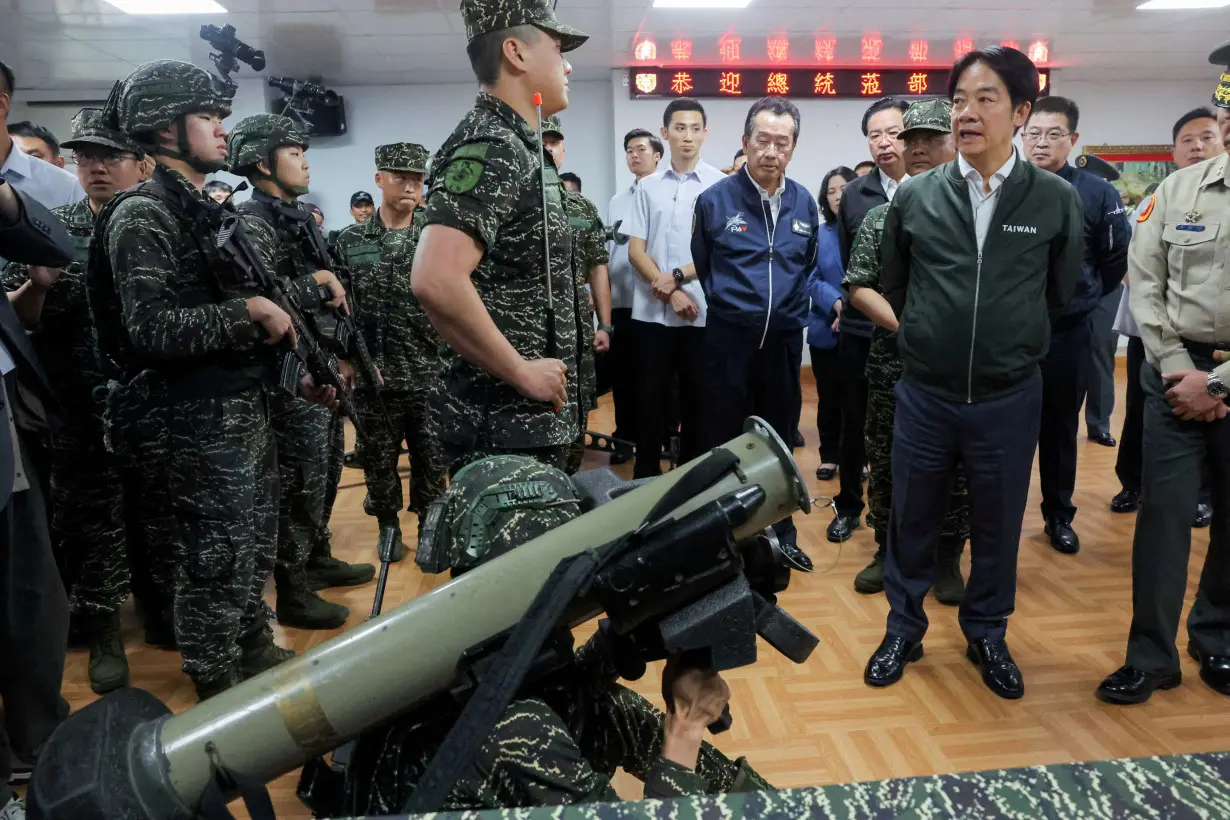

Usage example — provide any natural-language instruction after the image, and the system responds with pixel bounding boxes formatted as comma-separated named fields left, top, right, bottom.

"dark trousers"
left=809, top=345, right=842, bottom=464
left=884, top=376, right=1042, bottom=643
left=697, top=315, right=804, bottom=544
left=1116, top=337, right=1212, bottom=507
left=1084, top=286, right=1122, bottom=437
left=835, top=331, right=871, bottom=517
left=1126, top=358, right=1230, bottom=672
left=630, top=319, right=704, bottom=479
left=608, top=308, right=638, bottom=449
left=1038, top=318, right=1092, bottom=523
left=0, top=437, right=68, bottom=806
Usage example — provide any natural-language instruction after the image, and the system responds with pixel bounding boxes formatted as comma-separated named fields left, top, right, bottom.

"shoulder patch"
left=1137, top=195, right=1156, bottom=224
left=453, top=143, right=490, bottom=161
left=444, top=159, right=485, bottom=194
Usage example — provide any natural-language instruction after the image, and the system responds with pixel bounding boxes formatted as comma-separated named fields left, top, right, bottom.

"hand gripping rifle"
left=214, top=215, right=366, bottom=440
left=28, top=419, right=813, bottom=820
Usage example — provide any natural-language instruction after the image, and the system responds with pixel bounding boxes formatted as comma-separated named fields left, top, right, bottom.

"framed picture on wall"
left=1081, top=144, right=1176, bottom=208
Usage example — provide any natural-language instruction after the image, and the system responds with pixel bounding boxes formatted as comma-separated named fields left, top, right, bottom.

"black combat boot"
left=854, top=545, right=888, bottom=594
left=238, top=623, right=296, bottom=679
left=193, top=664, right=243, bottom=702
left=275, top=567, right=350, bottom=630
left=933, top=537, right=967, bottom=606
left=305, top=529, right=375, bottom=590
left=83, top=610, right=130, bottom=695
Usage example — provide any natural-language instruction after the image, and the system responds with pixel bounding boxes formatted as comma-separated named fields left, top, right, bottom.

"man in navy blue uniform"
left=1022, top=96, right=1130, bottom=554
left=691, top=96, right=834, bottom=556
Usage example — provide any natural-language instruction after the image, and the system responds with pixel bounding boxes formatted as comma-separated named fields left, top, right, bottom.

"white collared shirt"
left=0, top=141, right=85, bottom=210
left=622, top=160, right=726, bottom=328
left=958, top=150, right=1017, bottom=252
left=879, top=168, right=909, bottom=202
left=745, top=165, right=784, bottom=224
left=606, top=180, right=641, bottom=310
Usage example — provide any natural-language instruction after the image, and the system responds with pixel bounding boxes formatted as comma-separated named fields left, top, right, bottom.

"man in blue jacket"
left=691, top=96, right=833, bottom=556
left=1022, top=96, right=1130, bottom=554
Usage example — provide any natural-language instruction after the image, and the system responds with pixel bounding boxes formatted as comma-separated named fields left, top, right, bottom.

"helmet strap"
left=153, top=114, right=227, bottom=175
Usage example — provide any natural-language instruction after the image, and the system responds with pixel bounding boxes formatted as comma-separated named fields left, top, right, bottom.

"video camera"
left=199, top=24, right=265, bottom=94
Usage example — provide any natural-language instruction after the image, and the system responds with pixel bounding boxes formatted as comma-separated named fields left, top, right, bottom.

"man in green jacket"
left=864, top=46, right=1084, bottom=700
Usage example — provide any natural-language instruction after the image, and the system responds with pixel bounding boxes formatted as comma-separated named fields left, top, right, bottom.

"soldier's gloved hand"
left=660, top=656, right=731, bottom=771
left=28, top=266, right=63, bottom=289
left=593, top=330, right=610, bottom=353
left=313, top=269, right=349, bottom=314
left=247, top=296, right=297, bottom=348
left=514, top=357, right=568, bottom=411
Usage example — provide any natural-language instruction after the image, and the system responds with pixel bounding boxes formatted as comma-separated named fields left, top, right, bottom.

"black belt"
left=1181, top=338, right=1230, bottom=358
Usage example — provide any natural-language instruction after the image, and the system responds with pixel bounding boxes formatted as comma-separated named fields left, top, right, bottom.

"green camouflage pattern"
left=3, top=200, right=128, bottom=615
left=310, top=412, right=347, bottom=560
left=116, top=60, right=233, bottom=135
left=60, top=102, right=146, bottom=155
left=332, top=209, right=447, bottom=519
left=459, top=0, right=589, bottom=53
left=226, top=113, right=310, bottom=174
left=561, top=188, right=608, bottom=473
left=423, top=92, right=580, bottom=461
left=92, top=163, right=281, bottom=682
left=844, top=203, right=969, bottom=543
left=375, top=142, right=429, bottom=173
left=353, top=750, right=1230, bottom=819
left=899, top=97, right=954, bottom=140
left=423, top=454, right=580, bottom=573
left=542, top=115, right=563, bottom=138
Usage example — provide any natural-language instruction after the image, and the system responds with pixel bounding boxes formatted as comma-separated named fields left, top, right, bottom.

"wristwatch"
left=1208, top=371, right=1228, bottom=399
left=597, top=323, right=614, bottom=334
left=672, top=267, right=685, bottom=287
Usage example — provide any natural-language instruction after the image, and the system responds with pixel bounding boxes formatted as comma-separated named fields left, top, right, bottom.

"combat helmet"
left=61, top=87, right=147, bottom=159
left=416, top=455, right=581, bottom=575
left=116, top=59, right=234, bottom=173
left=227, top=113, right=312, bottom=195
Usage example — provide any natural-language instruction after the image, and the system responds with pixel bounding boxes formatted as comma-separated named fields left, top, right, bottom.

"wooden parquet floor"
left=54, top=360, right=1227, bottom=817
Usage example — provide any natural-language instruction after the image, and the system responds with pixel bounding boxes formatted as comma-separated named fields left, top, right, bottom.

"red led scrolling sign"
left=629, top=68, right=1053, bottom=100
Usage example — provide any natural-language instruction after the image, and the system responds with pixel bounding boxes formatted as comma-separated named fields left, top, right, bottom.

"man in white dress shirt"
left=0, top=63, right=84, bottom=214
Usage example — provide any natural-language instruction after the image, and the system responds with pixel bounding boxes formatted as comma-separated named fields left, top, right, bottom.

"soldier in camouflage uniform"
left=1, top=104, right=156, bottom=694
left=541, top=116, right=613, bottom=475
left=228, top=114, right=376, bottom=630
left=414, top=0, right=585, bottom=480
left=345, top=454, right=770, bottom=813
left=86, top=60, right=334, bottom=700
left=333, top=142, right=448, bottom=561
left=843, top=98, right=968, bottom=605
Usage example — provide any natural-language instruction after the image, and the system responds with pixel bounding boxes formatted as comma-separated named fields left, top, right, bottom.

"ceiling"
left=0, top=0, right=1226, bottom=94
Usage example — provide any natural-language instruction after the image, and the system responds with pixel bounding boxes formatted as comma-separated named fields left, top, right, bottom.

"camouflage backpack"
left=416, top=455, right=581, bottom=575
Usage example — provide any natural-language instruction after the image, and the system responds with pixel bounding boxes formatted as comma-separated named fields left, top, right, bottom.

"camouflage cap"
left=117, top=60, right=233, bottom=136
left=460, top=0, right=588, bottom=53
left=542, top=115, right=564, bottom=139
left=375, top=142, right=429, bottom=173
left=60, top=105, right=145, bottom=156
left=226, top=113, right=310, bottom=174
left=1210, top=39, right=1230, bottom=109
left=899, top=98, right=953, bottom=140
left=414, top=455, right=581, bottom=575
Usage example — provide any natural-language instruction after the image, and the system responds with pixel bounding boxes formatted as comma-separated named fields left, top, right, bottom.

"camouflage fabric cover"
left=420, top=454, right=580, bottom=573
left=542, top=116, right=564, bottom=138
left=226, top=113, right=310, bottom=174
left=116, top=60, right=233, bottom=135
left=423, top=92, right=579, bottom=455
left=60, top=102, right=145, bottom=155
left=898, top=97, right=954, bottom=140
left=376, top=142, right=429, bottom=173
left=459, top=0, right=589, bottom=53
left=346, top=749, right=1230, bottom=819
left=844, top=202, right=970, bottom=543
left=563, top=188, right=608, bottom=413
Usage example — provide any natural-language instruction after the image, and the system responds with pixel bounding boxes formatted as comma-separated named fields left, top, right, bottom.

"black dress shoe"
left=1110, top=489, right=1140, bottom=514
left=1096, top=665, right=1181, bottom=704
left=1187, top=645, right=1230, bottom=695
left=827, top=513, right=861, bottom=543
left=965, top=638, right=1024, bottom=699
left=816, top=465, right=838, bottom=481
left=1088, top=431, right=1117, bottom=447
left=1044, top=517, right=1080, bottom=555
left=1193, top=502, right=1213, bottom=529
left=864, top=635, right=923, bottom=687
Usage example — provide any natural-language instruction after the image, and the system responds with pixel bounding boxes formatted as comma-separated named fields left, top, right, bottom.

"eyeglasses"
left=72, top=152, right=135, bottom=168
left=1022, top=128, right=1071, bottom=143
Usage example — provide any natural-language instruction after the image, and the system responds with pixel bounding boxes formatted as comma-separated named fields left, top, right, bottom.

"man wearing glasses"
left=1022, top=96, right=1130, bottom=555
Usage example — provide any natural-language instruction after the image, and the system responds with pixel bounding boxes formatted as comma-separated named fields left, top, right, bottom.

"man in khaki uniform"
left=1097, top=42, right=1230, bottom=705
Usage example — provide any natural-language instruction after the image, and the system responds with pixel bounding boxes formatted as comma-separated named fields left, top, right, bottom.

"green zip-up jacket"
left=881, top=156, right=1084, bottom=403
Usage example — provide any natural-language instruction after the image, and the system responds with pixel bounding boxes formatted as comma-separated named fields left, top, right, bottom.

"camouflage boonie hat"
left=1210, top=39, right=1230, bottom=109
left=542, top=115, right=564, bottom=139
left=116, top=60, right=233, bottom=135
left=460, top=0, right=589, bottom=53
left=899, top=98, right=953, bottom=140
left=375, top=142, right=429, bottom=173
left=226, top=113, right=310, bottom=173
left=60, top=102, right=145, bottom=156
left=415, top=455, right=581, bottom=575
